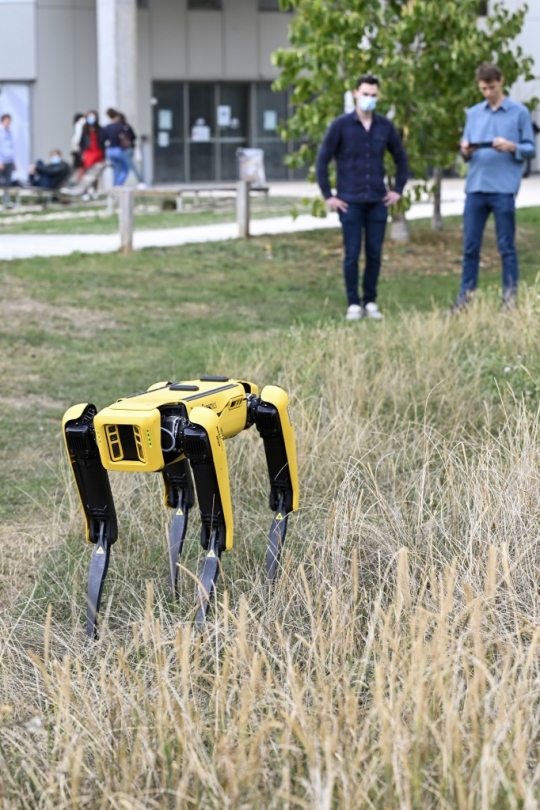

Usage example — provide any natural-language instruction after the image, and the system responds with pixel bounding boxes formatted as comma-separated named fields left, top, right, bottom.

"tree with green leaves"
left=272, top=0, right=536, bottom=230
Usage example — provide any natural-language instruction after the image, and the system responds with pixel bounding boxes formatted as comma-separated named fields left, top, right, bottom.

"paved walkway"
left=0, top=177, right=538, bottom=261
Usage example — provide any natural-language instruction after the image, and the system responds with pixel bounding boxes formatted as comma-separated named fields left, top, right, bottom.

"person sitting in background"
left=71, top=112, right=86, bottom=170
left=78, top=110, right=105, bottom=180
left=28, top=150, right=71, bottom=189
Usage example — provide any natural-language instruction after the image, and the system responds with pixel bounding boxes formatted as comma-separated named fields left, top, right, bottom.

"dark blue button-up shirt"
left=316, top=111, right=408, bottom=203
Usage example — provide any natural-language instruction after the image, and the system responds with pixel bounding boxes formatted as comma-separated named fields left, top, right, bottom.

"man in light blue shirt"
left=450, top=63, right=536, bottom=312
left=0, top=113, right=16, bottom=208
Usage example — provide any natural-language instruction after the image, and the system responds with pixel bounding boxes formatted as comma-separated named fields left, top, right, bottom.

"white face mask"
left=357, top=95, right=378, bottom=113
left=50, top=155, right=62, bottom=164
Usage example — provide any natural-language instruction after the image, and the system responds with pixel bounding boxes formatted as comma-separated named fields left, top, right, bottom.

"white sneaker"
left=82, top=193, right=90, bottom=202
left=137, top=182, right=147, bottom=189
left=364, top=302, right=384, bottom=320
left=345, top=304, right=363, bottom=321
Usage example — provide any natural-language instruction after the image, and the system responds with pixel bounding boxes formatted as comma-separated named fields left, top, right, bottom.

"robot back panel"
left=93, top=378, right=256, bottom=472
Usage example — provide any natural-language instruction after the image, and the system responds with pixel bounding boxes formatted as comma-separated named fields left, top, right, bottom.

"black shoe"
left=501, top=293, right=517, bottom=313
left=442, top=291, right=474, bottom=318
left=442, top=300, right=469, bottom=318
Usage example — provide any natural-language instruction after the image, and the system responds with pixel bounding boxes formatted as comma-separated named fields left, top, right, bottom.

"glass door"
left=152, top=82, right=185, bottom=183
left=188, top=83, right=216, bottom=181
left=217, top=83, right=249, bottom=180
left=254, top=82, right=288, bottom=180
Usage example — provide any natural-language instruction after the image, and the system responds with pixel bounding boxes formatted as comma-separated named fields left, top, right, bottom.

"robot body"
left=63, top=376, right=299, bottom=637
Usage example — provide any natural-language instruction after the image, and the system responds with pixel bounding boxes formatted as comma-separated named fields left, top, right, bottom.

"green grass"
left=1, top=208, right=539, bottom=807
left=1, top=208, right=539, bottom=526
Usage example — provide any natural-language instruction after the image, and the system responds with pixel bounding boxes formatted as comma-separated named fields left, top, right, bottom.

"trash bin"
left=236, top=148, right=266, bottom=187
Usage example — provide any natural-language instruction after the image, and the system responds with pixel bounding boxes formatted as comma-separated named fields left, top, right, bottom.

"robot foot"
left=194, top=530, right=222, bottom=630
left=266, top=493, right=289, bottom=582
left=87, top=523, right=111, bottom=639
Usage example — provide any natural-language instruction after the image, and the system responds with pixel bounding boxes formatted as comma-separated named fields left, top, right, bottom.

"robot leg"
left=161, top=457, right=195, bottom=596
left=182, top=406, right=233, bottom=628
left=254, top=386, right=300, bottom=581
left=62, top=404, right=118, bottom=638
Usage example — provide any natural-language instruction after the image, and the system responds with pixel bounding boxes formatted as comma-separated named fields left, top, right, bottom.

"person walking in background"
left=0, top=113, right=16, bottom=209
left=316, top=74, right=408, bottom=321
left=117, top=111, right=146, bottom=188
left=70, top=113, right=86, bottom=170
left=103, top=108, right=130, bottom=187
left=449, top=63, right=536, bottom=314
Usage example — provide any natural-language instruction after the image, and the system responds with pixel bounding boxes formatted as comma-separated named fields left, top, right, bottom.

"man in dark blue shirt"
left=316, top=75, right=408, bottom=320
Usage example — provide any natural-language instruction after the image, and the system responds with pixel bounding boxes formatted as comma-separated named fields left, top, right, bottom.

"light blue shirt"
left=462, top=98, right=536, bottom=194
left=0, top=124, right=15, bottom=163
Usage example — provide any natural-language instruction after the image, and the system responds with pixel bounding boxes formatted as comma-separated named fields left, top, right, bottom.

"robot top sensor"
left=62, top=376, right=299, bottom=638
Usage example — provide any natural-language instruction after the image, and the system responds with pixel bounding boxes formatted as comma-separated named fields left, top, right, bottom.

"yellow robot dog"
left=62, top=376, right=299, bottom=638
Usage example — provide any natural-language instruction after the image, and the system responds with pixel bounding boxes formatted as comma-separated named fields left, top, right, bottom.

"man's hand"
left=492, top=137, right=516, bottom=153
left=383, top=190, right=401, bottom=207
left=461, top=140, right=477, bottom=159
left=0, top=163, right=4, bottom=171
left=326, top=196, right=348, bottom=212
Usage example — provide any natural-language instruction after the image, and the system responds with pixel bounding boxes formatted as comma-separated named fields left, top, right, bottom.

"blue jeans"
left=106, top=146, right=130, bottom=186
left=0, top=161, right=14, bottom=204
left=124, top=147, right=143, bottom=183
left=339, top=201, right=388, bottom=306
left=460, top=192, right=518, bottom=301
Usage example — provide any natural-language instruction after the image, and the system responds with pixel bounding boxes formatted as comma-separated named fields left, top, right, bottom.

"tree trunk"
left=431, top=166, right=444, bottom=231
left=390, top=210, right=410, bottom=242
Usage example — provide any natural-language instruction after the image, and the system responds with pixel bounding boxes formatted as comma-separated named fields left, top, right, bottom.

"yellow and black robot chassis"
left=62, top=376, right=299, bottom=638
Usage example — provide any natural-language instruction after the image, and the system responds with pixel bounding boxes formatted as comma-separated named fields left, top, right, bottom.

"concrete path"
left=0, top=177, right=538, bottom=261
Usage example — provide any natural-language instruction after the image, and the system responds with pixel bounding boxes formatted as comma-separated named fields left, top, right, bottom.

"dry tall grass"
left=1, top=290, right=539, bottom=808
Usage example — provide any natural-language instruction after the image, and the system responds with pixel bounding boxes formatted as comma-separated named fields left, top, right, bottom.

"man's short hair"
left=475, top=63, right=502, bottom=83
left=1, top=113, right=12, bottom=123
left=356, top=74, right=380, bottom=89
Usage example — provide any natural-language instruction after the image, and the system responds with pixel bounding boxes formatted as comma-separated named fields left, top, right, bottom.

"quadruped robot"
left=62, top=376, right=299, bottom=638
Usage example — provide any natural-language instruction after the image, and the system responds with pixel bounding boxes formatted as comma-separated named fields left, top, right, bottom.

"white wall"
left=145, top=0, right=290, bottom=80
left=32, top=0, right=98, bottom=162
left=0, top=1, right=37, bottom=81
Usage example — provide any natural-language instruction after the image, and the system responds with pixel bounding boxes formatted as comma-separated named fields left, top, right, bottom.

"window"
left=259, top=0, right=281, bottom=10
left=478, top=1, right=488, bottom=15
left=188, top=0, right=222, bottom=9
left=152, top=81, right=302, bottom=182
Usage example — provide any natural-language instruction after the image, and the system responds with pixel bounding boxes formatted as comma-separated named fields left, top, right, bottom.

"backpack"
left=119, top=126, right=134, bottom=149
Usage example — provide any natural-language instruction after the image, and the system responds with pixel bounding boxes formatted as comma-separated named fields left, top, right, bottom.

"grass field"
left=0, top=210, right=539, bottom=807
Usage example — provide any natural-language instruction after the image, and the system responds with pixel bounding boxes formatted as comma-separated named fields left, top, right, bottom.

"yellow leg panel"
left=183, top=405, right=234, bottom=552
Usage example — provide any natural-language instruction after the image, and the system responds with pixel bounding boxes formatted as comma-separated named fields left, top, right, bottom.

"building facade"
left=0, top=0, right=538, bottom=183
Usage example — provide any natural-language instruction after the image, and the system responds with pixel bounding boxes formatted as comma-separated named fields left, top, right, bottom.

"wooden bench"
left=109, top=182, right=269, bottom=213
left=15, top=162, right=110, bottom=208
